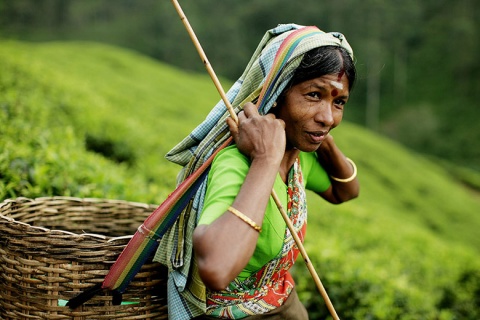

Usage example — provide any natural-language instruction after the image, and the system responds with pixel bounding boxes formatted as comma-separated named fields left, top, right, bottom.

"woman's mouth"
left=306, top=131, right=327, bottom=144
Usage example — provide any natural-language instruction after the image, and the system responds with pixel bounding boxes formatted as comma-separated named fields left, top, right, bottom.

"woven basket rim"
left=0, top=196, right=156, bottom=241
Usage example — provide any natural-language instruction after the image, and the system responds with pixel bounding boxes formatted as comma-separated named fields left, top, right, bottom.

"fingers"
left=231, top=102, right=282, bottom=129
left=235, top=103, right=259, bottom=129
left=242, top=102, right=259, bottom=118
left=226, top=117, right=239, bottom=141
left=241, top=102, right=279, bottom=121
left=233, top=103, right=284, bottom=131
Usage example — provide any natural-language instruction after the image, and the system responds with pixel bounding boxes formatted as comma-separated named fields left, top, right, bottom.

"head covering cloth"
left=153, top=23, right=353, bottom=319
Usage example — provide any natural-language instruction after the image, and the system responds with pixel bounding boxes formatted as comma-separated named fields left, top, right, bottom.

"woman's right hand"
left=226, top=102, right=286, bottom=165
left=196, top=103, right=287, bottom=290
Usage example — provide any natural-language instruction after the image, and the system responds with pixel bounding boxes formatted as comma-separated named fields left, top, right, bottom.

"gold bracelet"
left=330, top=157, right=357, bottom=183
left=227, top=206, right=262, bottom=233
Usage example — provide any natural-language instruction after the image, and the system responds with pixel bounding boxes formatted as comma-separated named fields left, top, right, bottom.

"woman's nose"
left=314, top=101, right=335, bottom=127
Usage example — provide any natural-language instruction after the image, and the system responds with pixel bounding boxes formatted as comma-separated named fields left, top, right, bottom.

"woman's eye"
left=334, top=99, right=347, bottom=109
left=307, top=92, right=321, bottom=99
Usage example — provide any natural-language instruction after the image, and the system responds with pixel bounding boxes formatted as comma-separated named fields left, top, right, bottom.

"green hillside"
left=1, top=41, right=479, bottom=319
left=0, top=40, right=222, bottom=203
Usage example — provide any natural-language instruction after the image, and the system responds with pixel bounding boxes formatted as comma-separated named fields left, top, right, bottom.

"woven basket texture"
left=0, top=197, right=168, bottom=320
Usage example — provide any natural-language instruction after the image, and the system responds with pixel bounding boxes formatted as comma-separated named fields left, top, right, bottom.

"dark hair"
left=289, top=45, right=356, bottom=91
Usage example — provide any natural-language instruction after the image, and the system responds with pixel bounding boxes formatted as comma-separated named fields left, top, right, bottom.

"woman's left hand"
left=316, top=134, right=360, bottom=203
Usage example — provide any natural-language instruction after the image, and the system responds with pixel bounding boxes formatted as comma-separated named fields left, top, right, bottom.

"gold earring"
left=272, top=102, right=277, bottom=108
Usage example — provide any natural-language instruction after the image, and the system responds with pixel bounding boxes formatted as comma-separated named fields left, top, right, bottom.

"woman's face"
left=276, top=73, right=350, bottom=152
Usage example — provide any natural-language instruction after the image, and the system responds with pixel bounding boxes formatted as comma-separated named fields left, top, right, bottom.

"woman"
left=192, top=31, right=359, bottom=318
left=155, top=24, right=358, bottom=319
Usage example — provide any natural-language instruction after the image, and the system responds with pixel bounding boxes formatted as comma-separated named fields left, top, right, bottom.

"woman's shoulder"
left=299, top=151, right=318, bottom=168
left=213, top=144, right=249, bottom=166
left=299, top=151, right=330, bottom=192
left=214, top=148, right=318, bottom=171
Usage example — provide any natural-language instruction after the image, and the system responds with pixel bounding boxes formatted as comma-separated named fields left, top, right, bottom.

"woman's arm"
left=193, top=103, right=286, bottom=291
left=316, top=134, right=360, bottom=204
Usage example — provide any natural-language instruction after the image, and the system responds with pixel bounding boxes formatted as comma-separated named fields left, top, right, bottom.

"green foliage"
left=295, top=199, right=480, bottom=319
left=0, top=40, right=222, bottom=203
left=440, top=162, right=480, bottom=192
left=1, top=40, right=479, bottom=318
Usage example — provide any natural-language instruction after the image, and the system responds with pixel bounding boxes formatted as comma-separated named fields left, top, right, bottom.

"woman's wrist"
left=317, top=135, right=355, bottom=180
left=250, top=151, right=283, bottom=169
left=330, top=158, right=357, bottom=182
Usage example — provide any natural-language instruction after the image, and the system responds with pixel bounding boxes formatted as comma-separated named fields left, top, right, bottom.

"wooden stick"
left=170, top=1, right=340, bottom=319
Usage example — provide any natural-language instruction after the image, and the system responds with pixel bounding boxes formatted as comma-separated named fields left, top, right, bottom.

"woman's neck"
left=279, top=148, right=301, bottom=183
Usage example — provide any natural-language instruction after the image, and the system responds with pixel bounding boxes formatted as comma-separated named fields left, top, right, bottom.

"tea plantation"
left=1, top=40, right=479, bottom=319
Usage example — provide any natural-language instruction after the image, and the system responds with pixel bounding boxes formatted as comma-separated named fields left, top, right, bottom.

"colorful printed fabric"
left=206, top=158, right=307, bottom=318
left=153, top=23, right=354, bottom=319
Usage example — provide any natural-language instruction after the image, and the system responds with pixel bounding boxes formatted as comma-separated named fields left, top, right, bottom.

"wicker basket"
left=0, top=197, right=168, bottom=320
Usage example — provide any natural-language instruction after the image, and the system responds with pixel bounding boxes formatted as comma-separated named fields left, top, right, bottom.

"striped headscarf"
left=153, top=23, right=353, bottom=319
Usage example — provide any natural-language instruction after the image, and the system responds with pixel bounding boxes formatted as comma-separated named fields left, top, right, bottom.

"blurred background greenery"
left=1, top=0, right=478, bottom=171
left=1, top=1, right=479, bottom=319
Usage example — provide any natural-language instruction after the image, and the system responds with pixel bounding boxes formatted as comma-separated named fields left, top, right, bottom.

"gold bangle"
left=227, top=206, right=262, bottom=233
left=330, top=157, right=357, bottom=183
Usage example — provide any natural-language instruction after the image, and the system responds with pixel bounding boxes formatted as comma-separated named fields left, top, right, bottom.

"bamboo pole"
left=170, top=1, right=340, bottom=319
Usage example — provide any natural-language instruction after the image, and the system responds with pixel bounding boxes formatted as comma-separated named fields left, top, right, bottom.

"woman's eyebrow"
left=306, top=81, right=349, bottom=98
left=307, top=82, right=328, bottom=91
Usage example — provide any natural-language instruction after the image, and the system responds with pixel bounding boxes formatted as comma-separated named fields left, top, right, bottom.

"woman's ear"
left=267, top=102, right=280, bottom=116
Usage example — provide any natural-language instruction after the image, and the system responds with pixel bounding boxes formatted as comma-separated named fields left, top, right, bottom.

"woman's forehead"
left=300, top=73, right=349, bottom=88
